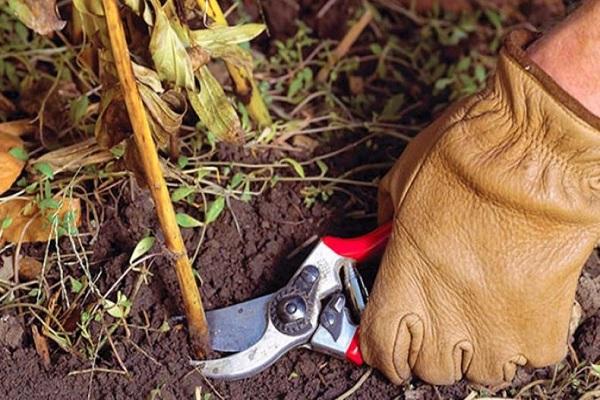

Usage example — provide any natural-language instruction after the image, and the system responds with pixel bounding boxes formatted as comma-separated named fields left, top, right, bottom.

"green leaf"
left=434, top=77, right=454, bottom=91
left=39, top=198, right=59, bottom=210
left=187, top=66, right=242, bottom=142
left=381, top=94, right=405, bottom=120
left=159, top=319, right=170, bottom=333
left=15, top=21, right=28, bottom=42
left=205, top=197, right=225, bottom=224
left=301, top=68, right=313, bottom=86
left=171, top=186, right=195, bottom=202
left=34, top=162, right=54, bottom=179
left=44, top=180, right=51, bottom=199
left=281, top=158, right=305, bottom=178
left=70, top=277, right=83, bottom=294
left=229, top=172, right=244, bottom=189
left=592, top=364, right=600, bottom=376
left=25, top=182, right=38, bottom=193
left=130, top=236, right=155, bottom=264
left=177, top=155, right=189, bottom=169
left=190, top=24, right=266, bottom=47
left=240, top=180, right=251, bottom=202
left=288, top=75, right=304, bottom=98
left=8, top=146, right=28, bottom=161
left=110, top=144, right=125, bottom=159
left=149, top=0, right=195, bottom=89
left=369, top=43, right=382, bottom=55
left=7, top=0, right=67, bottom=35
left=316, top=160, right=328, bottom=176
left=176, top=212, right=203, bottom=228
left=456, top=57, right=471, bottom=72
left=196, top=168, right=210, bottom=181
left=1, top=217, right=13, bottom=230
left=104, top=291, right=132, bottom=319
left=5, top=62, right=18, bottom=88
left=484, top=9, right=503, bottom=30
left=474, top=64, right=486, bottom=83
left=70, top=95, right=89, bottom=124
left=287, top=67, right=313, bottom=98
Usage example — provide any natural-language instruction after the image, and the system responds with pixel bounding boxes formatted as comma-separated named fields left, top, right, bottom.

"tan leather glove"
left=360, top=30, right=600, bottom=386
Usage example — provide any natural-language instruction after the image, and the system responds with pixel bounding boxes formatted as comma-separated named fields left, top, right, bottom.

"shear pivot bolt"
left=277, top=295, right=307, bottom=323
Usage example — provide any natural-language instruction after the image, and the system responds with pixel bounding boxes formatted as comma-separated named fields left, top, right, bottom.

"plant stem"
left=317, top=6, right=374, bottom=83
left=196, top=0, right=272, bottom=127
left=102, top=0, right=209, bottom=357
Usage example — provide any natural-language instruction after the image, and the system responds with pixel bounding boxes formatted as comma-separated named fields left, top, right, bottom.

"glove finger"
left=392, top=314, right=424, bottom=380
left=464, top=352, right=527, bottom=385
left=360, top=311, right=424, bottom=384
left=411, top=334, right=474, bottom=385
left=377, top=171, right=394, bottom=224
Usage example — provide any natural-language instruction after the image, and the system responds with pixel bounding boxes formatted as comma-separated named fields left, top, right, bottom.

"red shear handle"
left=345, top=329, right=363, bottom=365
left=322, top=221, right=393, bottom=263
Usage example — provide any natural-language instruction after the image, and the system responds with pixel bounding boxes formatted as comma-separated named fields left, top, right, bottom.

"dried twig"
left=334, top=368, right=373, bottom=400
left=102, top=0, right=209, bottom=356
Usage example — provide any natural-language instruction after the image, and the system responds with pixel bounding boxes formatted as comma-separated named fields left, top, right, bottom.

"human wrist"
left=527, top=0, right=600, bottom=116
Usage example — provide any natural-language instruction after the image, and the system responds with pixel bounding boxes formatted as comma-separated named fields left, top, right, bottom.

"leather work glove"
left=360, top=30, right=600, bottom=386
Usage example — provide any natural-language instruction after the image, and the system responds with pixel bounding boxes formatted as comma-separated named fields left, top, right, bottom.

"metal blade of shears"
left=194, top=317, right=313, bottom=380
left=206, top=293, right=274, bottom=352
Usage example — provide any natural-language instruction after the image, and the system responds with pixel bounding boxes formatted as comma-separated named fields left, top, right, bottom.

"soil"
left=1, top=1, right=597, bottom=399
left=3, top=137, right=600, bottom=399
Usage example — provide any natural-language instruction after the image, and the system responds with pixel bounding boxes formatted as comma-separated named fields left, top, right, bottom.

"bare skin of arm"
left=528, top=0, right=600, bottom=116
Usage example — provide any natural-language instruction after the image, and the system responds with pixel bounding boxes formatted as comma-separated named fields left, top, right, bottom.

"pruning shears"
left=192, top=222, right=393, bottom=380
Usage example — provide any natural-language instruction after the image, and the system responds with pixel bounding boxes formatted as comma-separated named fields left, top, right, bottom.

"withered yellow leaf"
left=187, top=67, right=242, bottom=143
left=0, top=132, right=25, bottom=195
left=189, top=24, right=266, bottom=47
left=0, top=198, right=81, bottom=245
left=138, top=86, right=186, bottom=148
left=149, top=0, right=195, bottom=89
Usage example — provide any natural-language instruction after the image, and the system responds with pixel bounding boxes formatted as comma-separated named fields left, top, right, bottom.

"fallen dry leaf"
left=95, top=88, right=132, bottom=149
left=0, top=256, right=14, bottom=281
left=32, top=325, right=51, bottom=369
left=18, top=80, right=80, bottom=141
left=18, top=256, right=42, bottom=281
left=292, top=135, right=319, bottom=153
left=0, top=198, right=81, bottom=245
left=0, top=255, right=41, bottom=281
left=61, top=305, right=82, bottom=333
left=0, top=315, right=25, bottom=349
left=0, top=132, right=26, bottom=195
left=0, top=120, right=35, bottom=137
left=7, top=0, right=66, bottom=35
left=348, top=75, right=364, bottom=95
